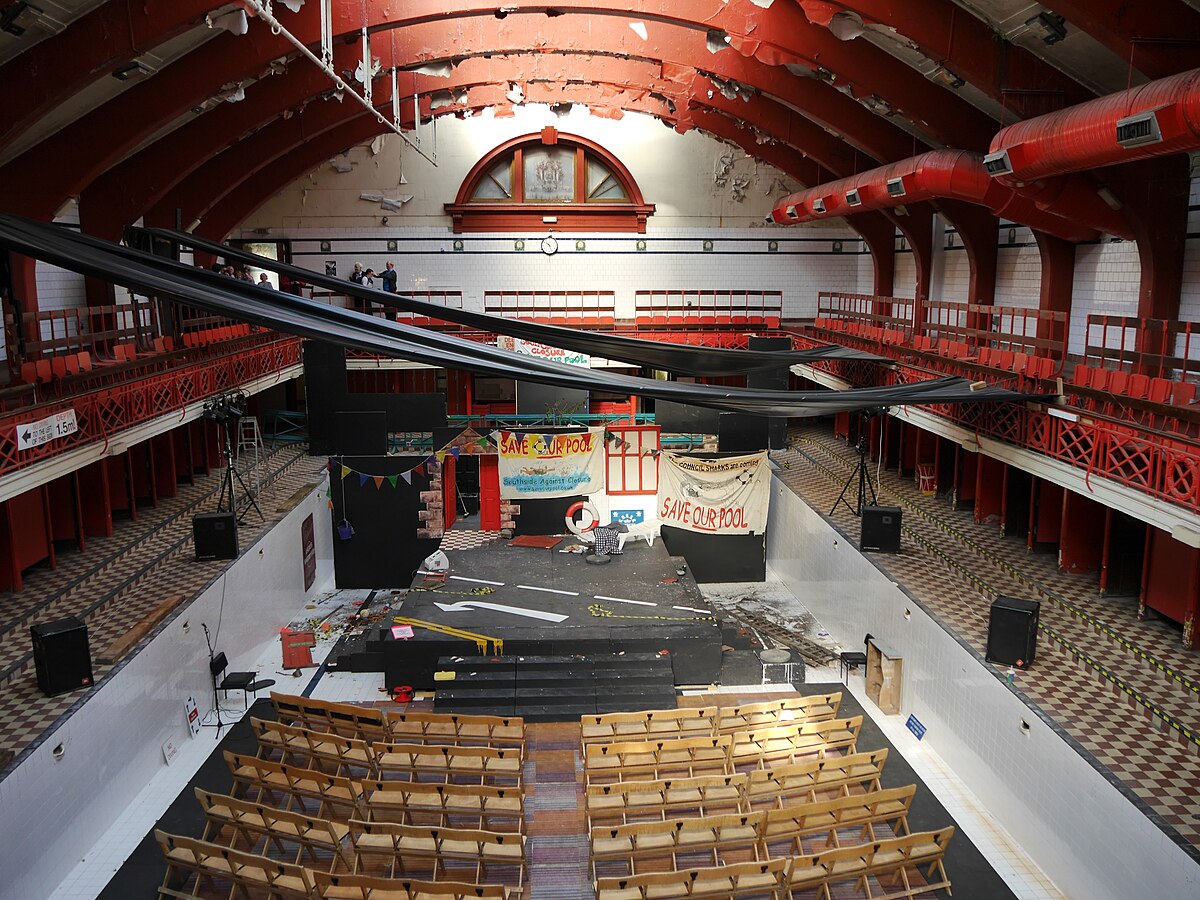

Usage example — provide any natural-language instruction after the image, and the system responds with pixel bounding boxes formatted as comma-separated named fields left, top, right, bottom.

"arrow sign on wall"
left=433, top=600, right=569, bottom=623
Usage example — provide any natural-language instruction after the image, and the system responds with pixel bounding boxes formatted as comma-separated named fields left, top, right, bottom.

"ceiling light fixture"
left=111, top=61, right=151, bottom=81
left=1024, top=11, right=1067, bottom=45
left=927, top=66, right=965, bottom=89
left=206, top=9, right=249, bottom=35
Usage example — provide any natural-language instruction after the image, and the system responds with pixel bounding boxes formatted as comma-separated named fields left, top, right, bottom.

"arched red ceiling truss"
left=1, top=0, right=1000, bottom=220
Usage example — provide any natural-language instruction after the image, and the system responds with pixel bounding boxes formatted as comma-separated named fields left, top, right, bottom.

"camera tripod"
left=830, top=435, right=879, bottom=517
left=217, top=420, right=262, bottom=523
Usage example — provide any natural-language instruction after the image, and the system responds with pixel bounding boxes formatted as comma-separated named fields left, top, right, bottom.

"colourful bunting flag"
left=341, top=465, right=352, bottom=479
left=387, top=475, right=398, bottom=488
left=401, top=470, right=412, bottom=484
left=449, top=447, right=461, bottom=459
left=358, top=473, right=369, bottom=487
left=373, top=476, right=384, bottom=489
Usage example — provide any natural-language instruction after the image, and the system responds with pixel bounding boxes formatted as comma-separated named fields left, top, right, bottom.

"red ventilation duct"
left=769, top=150, right=1127, bottom=241
left=988, top=68, right=1200, bottom=183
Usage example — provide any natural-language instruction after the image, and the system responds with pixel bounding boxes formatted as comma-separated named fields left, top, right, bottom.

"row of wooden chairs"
left=252, top=718, right=524, bottom=785
left=583, top=717, right=863, bottom=784
left=270, top=693, right=525, bottom=748
left=580, top=694, right=841, bottom=748
left=198, top=789, right=529, bottom=887
left=226, top=752, right=527, bottom=833
left=592, top=827, right=954, bottom=899
left=158, top=831, right=515, bottom=899
left=589, top=785, right=917, bottom=877
left=585, top=749, right=890, bottom=828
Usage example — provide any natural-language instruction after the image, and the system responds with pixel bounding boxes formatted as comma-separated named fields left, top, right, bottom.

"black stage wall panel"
left=517, top=380, right=588, bottom=417
left=747, top=336, right=790, bottom=449
left=718, top=413, right=770, bottom=453
left=515, top=495, right=582, bottom=536
left=333, top=411, right=388, bottom=456
left=341, top=392, right=447, bottom=432
left=330, top=455, right=440, bottom=588
left=303, top=341, right=348, bottom=455
left=661, top=527, right=766, bottom=582
left=654, top=400, right=721, bottom=435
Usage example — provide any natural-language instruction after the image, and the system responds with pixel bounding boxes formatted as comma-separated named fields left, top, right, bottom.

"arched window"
left=445, top=128, right=654, bottom=233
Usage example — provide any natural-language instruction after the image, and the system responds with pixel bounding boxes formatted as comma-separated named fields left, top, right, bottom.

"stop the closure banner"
left=495, top=428, right=606, bottom=499
left=657, top=451, right=770, bottom=535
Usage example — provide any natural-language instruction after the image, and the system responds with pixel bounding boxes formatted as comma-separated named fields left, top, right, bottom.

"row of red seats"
left=814, top=318, right=904, bottom=345
left=634, top=314, right=781, bottom=329
left=520, top=315, right=617, bottom=327
left=20, top=351, right=95, bottom=385
left=182, top=324, right=252, bottom=347
left=978, top=348, right=1056, bottom=381
left=635, top=331, right=747, bottom=348
left=1072, top=365, right=1196, bottom=406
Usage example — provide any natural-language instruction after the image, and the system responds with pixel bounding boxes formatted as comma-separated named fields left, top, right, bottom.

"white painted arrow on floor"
left=433, top=600, right=569, bottom=623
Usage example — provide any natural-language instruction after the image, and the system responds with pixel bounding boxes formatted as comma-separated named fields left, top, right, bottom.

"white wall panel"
left=2, top=483, right=334, bottom=900
left=766, top=479, right=1198, bottom=900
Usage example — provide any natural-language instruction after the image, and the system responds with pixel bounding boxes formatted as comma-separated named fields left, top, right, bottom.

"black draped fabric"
left=0, top=216, right=1052, bottom=418
left=144, top=227, right=888, bottom=376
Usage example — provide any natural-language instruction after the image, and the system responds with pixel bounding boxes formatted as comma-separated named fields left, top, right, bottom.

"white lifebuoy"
left=565, top=500, right=600, bottom=535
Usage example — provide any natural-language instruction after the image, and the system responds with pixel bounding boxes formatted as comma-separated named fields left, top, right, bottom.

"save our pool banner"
left=495, top=427, right=606, bottom=499
left=657, top=451, right=770, bottom=534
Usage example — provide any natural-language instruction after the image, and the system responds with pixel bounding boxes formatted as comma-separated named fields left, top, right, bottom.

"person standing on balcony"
left=350, top=263, right=365, bottom=284
left=381, top=261, right=398, bottom=293
left=258, top=273, right=275, bottom=289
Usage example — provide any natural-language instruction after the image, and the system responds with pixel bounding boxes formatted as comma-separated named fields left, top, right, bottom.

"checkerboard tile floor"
left=438, top=528, right=502, bottom=551
left=777, top=424, right=1200, bottom=850
left=0, top=447, right=326, bottom=768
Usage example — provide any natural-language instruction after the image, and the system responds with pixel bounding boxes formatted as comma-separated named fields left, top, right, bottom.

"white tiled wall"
left=262, top=226, right=864, bottom=323
left=936, top=246, right=971, bottom=303
left=994, top=230, right=1041, bottom=310
left=765, top=479, right=1199, bottom=900
left=35, top=204, right=86, bottom=314
left=1068, top=240, right=1141, bottom=353
left=892, top=250, right=917, bottom=299
left=0, top=483, right=335, bottom=900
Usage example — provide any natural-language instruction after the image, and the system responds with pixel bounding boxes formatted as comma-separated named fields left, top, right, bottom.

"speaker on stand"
left=31, top=617, right=94, bottom=697
left=986, top=597, right=1040, bottom=668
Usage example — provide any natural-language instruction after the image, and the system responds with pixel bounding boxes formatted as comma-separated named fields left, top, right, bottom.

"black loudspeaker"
left=987, top=597, right=1040, bottom=669
left=860, top=506, right=902, bottom=552
left=31, top=617, right=93, bottom=697
left=194, top=511, right=239, bottom=560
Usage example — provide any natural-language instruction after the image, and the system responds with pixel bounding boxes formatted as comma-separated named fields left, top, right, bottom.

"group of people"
left=210, top=262, right=276, bottom=290
left=349, top=261, right=398, bottom=293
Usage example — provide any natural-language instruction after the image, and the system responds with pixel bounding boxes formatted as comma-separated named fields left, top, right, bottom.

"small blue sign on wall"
left=611, top=509, right=644, bottom=525
left=906, top=714, right=926, bottom=741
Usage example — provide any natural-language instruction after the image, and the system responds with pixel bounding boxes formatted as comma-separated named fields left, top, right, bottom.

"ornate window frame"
left=445, top=127, right=654, bottom=233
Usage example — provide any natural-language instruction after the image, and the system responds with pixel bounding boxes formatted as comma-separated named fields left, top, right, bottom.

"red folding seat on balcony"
left=50, top=357, right=68, bottom=380
left=64, top=355, right=81, bottom=375
left=1107, top=371, right=1129, bottom=395
left=1072, top=365, right=1092, bottom=387
left=1148, top=377, right=1173, bottom=404
left=1011, top=352, right=1029, bottom=373
left=977, top=348, right=992, bottom=366
left=766, top=316, right=780, bottom=329
left=20, top=361, right=37, bottom=384
left=994, top=350, right=1014, bottom=369
left=35, top=360, right=52, bottom=383
left=77, top=351, right=93, bottom=372
left=1090, top=368, right=1111, bottom=391
left=1171, top=381, right=1197, bottom=406
left=667, top=315, right=686, bottom=328
left=1126, top=374, right=1150, bottom=400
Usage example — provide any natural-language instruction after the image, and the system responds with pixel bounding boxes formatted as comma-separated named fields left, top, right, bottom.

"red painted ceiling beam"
left=3, top=0, right=981, bottom=219
left=796, top=1, right=1094, bottom=116
left=85, top=17, right=925, bottom=237
left=0, top=0, right=211, bottom=152
left=1042, top=0, right=1200, bottom=81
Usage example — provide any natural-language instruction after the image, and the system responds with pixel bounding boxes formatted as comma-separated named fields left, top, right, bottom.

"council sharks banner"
left=657, top=451, right=770, bottom=535
left=495, top=427, right=606, bottom=499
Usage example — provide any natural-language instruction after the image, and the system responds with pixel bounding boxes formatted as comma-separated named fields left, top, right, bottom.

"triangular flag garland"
left=326, top=425, right=656, bottom=493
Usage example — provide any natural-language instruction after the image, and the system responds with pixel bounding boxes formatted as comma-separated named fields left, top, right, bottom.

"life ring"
left=565, top=500, right=600, bottom=535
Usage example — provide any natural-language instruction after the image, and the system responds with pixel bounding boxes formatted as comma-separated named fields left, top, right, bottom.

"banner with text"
left=657, top=451, right=770, bottom=534
left=498, top=335, right=591, bottom=367
left=496, top=427, right=605, bottom=499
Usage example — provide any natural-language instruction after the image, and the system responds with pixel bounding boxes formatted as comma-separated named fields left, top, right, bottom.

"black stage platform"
left=329, top=535, right=724, bottom=691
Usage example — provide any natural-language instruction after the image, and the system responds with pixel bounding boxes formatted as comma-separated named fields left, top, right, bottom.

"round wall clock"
left=540, top=236, right=559, bottom=256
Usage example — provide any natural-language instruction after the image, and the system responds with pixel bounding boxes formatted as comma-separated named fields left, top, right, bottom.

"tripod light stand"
left=204, top=392, right=262, bottom=523
left=830, top=408, right=886, bottom=518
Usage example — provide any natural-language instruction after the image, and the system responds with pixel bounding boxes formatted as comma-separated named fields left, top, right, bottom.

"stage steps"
left=433, top=653, right=677, bottom=721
